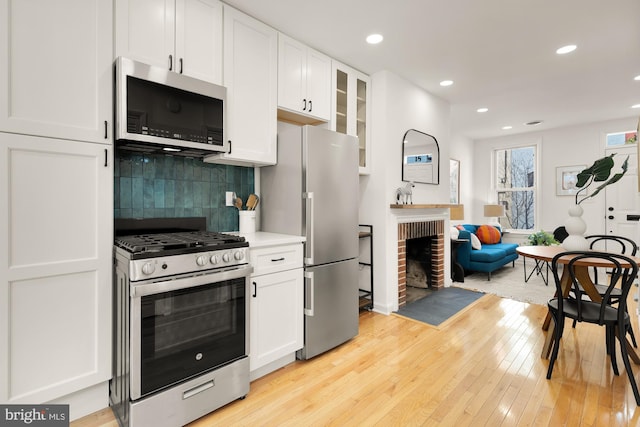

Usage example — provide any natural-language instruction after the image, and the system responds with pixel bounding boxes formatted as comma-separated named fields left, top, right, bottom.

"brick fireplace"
left=397, top=219, right=445, bottom=308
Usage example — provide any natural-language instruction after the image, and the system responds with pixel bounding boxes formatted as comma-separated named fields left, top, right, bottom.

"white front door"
left=604, top=145, right=640, bottom=247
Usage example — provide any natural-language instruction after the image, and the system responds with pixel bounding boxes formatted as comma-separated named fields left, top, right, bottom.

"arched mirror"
left=402, top=129, right=440, bottom=184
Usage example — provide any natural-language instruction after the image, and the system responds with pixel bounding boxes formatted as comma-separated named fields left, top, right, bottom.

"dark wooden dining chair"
left=547, top=251, right=640, bottom=405
left=552, top=226, right=568, bottom=243
left=578, top=234, right=639, bottom=346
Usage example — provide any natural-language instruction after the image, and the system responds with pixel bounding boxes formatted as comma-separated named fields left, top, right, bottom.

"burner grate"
left=115, top=231, right=246, bottom=254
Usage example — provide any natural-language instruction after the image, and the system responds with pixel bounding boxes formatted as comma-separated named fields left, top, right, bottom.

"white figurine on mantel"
left=395, top=182, right=415, bottom=204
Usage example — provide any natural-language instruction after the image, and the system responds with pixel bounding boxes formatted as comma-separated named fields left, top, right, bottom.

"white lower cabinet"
left=0, top=133, right=112, bottom=409
left=249, top=243, right=303, bottom=379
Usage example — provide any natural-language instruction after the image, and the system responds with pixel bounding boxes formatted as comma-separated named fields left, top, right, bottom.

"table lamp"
left=483, top=204, right=505, bottom=226
left=449, top=204, right=464, bottom=223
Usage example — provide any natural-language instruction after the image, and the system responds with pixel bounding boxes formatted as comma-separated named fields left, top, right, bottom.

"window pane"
left=498, top=190, right=535, bottom=230
left=606, top=131, right=637, bottom=147
left=495, top=144, right=536, bottom=231
left=495, top=147, right=535, bottom=189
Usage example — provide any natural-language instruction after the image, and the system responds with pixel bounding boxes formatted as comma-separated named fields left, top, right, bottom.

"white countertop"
left=233, top=231, right=305, bottom=248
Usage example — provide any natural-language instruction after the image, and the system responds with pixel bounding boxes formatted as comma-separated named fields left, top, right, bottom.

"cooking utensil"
left=235, top=197, right=243, bottom=210
left=252, top=194, right=259, bottom=210
left=246, top=194, right=258, bottom=210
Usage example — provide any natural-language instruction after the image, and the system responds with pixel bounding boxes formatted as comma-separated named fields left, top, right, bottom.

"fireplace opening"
left=406, top=237, right=434, bottom=289
left=397, top=219, right=445, bottom=308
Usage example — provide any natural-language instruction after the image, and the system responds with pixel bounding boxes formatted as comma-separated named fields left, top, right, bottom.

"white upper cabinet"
left=0, top=0, right=113, bottom=144
left=331, top=61, right=372, bottom=175
left=115, top=0, right=223, bottom=85
left=277, top=34, right=331, bottom=123
left=204, top=5, right=277, bottom=167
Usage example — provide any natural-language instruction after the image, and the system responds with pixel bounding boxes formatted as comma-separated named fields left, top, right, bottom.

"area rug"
left=453, top=258, right=556, bottom=306
left=394, top=287, right=485, bottom=326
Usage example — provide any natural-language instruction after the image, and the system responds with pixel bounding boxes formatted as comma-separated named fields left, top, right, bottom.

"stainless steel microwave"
left=115, top=57, right=227, bottom=156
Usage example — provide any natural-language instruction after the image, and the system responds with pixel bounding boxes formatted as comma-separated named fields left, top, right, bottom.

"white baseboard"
left=249, top=353, right=296, bottom=381
left=48, top=381, right=109, bottom=422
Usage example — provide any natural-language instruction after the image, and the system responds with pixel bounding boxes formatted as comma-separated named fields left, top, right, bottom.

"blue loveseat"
left=455, top=224, right=519, bottom=280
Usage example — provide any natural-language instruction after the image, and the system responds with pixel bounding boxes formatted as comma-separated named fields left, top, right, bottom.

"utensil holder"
left=239, top=210, right=256, bottom=233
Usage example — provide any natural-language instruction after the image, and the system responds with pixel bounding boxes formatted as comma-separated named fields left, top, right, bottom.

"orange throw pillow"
left=476, top=225, right=501, bottom=244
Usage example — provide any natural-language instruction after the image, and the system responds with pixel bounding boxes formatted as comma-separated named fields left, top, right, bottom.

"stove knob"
left=234, top=250, right=245, bottom=261
left=222, top=252, right=231, bottom=263
left=196, top=255, right=208, bottom=266
left=142, top=262, right=155, bottom=275
left=210, top=254, right=220, bottom=265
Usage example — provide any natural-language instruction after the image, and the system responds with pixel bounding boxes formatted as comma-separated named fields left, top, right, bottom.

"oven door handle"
left=131, top=264, right=254, bottom=298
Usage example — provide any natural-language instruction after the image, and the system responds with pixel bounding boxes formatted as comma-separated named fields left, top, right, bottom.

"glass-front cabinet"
left=356, top=77, right=368, bottom=173
left=331, top=61, right=371, bottom=175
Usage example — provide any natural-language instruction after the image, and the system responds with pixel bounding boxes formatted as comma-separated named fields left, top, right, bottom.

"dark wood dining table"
left=516, top=245, right=640, bottom=364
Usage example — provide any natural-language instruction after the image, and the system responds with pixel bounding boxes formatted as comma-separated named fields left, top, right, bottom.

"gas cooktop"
left=115, top=231, right=247, bottom=255
left=114, top=217, right=248, bottom=259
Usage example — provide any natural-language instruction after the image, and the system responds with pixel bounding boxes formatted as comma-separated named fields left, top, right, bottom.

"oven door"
left=129, top=264, right=252, bottom=400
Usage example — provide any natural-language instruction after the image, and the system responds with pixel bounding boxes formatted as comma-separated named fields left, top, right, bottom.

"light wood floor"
left=73, top=293, right=640, bottom=426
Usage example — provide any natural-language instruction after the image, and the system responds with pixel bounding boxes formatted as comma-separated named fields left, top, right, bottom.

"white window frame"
left=492, top=141, right=540, bottom=232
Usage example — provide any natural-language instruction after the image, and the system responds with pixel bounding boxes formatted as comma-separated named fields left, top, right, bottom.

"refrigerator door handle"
left=304, top=192, right=314, bottom=265
left=304, top=271, right=314, bottom=316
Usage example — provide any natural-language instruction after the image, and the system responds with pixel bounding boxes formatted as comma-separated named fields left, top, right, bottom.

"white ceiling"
left=224, top=0, right=640, bottom=140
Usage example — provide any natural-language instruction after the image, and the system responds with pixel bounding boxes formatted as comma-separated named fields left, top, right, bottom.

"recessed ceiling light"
left=163, top=147, right=181, bottom=152
left=440, top=80, right=453, bottom=87
left=477, top=107, right=489, bottom=113
left=556, top=45, right=577, bottom=55
left=366, top=34, right=383, bottom=44
left=635, top=75, right=640, bottom=81
left=502, top=126, right=513, bottom=130
left=525, top=120, right=543, bottom=126
left=632, top=104, right=640, bottom=109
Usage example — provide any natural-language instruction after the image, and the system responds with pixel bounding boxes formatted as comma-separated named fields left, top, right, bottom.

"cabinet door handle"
left=104, top=149, right=108, bottom=167
left=271, top=257, right=285, bottom=262
left=169, top=54, right=173, bottom=71
left=104, top=120, right=108, bottom=139
left=179, top=58, right=183, bottom=74
left=228, top=140, right=232, bottom=154
left=308, top=100, right=312, bottom=112
left=302, top=98, right=307, bottom=111
left=252, top=281, right=257, bottom=298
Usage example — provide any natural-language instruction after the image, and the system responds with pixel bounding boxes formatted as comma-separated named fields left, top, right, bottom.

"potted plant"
left=563, top=153, right=629, bottom=250
left=527, top=230, right=559, bottom=246
left=574, top=153, right=629, bottom=205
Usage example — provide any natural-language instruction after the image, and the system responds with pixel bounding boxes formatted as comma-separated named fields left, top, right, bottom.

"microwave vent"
left=115, top=141, right=213, bottom=158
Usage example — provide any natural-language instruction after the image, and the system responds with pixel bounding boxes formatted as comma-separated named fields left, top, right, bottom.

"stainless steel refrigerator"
left=261, top=123, right=359, bottom=360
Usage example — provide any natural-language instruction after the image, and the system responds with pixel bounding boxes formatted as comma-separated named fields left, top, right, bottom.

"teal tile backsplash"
left=114, top=151, right=254, bottom=232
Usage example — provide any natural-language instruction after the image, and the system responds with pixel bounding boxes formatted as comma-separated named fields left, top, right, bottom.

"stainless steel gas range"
left=110, top=218, right=252, bottom=427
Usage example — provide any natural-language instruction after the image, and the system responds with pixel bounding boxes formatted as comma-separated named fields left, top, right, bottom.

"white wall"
left=360, top=70, right=451, bottom=314
left=450, top=133, right=474, bottom=222
left=471, top=117, right=638, bottom=235
left=360, top=73, right=637, bottom=314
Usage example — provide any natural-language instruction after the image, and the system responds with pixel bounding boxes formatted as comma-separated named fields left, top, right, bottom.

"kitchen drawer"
left=250, top=244, right=303, bottom=276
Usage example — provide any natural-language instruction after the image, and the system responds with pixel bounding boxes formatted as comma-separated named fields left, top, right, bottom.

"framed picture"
left=556, top=165, right=586, bottom=196
left=450, top=159, right=460, bottom=204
